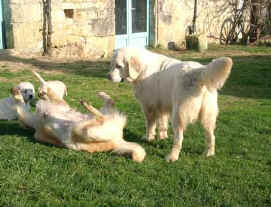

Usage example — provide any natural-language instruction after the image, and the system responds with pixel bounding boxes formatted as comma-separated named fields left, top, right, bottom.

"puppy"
left=108, top=47, right=233, bottom=162
left=11, top=87, right=146, bottom=162
left=32, top=70, right=67, bottom=100
left=0, top=82, right=35, bottom=120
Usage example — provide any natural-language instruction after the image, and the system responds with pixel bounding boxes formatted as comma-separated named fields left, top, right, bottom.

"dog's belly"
left=134, top=77, right=174, bottom=112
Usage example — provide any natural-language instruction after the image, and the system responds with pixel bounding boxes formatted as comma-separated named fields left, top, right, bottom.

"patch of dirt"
left=0, top=77, right=9, bottom=82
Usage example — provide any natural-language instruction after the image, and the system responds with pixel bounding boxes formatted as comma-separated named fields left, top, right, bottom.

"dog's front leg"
left=166, top=127, right=184, bottom=162
left=143, top=108, right=157, bottom=141
left=157, top=113, right=169, bottom=140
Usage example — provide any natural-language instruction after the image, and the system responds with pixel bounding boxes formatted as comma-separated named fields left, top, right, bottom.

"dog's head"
left=16, top=82, right=35, bottom=103
left=38, top=85, right=57, bottom=101
left=10, top=86, right=25, bottom=104
left=108, top=48, right=143, bottom=83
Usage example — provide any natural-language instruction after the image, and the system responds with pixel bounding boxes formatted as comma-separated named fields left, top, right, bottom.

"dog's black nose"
left=29, top=94, right=33, bottom=99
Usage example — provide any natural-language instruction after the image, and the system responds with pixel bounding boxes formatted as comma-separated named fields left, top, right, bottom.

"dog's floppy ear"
left=127, top=56, right=142, bottom=81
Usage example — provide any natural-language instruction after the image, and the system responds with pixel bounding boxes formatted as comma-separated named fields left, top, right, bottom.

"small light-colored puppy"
left=32, top=70, right=67, bottom=100
left=0, top=82, right=35, bottom=120
left=108, top=47, right=233, bottom=162
left=11, top=86, right=146, bottom=162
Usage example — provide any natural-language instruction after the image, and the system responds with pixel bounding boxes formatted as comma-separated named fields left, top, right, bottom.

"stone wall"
left=2, top=0, right=43, bottom=52
left=2, top=0, right=115, bottom=58
left=51, top=0, right=115, bottom=58
left=154, top=0, right=234, bottom=49
left=2, top=0, right=237, bottom=57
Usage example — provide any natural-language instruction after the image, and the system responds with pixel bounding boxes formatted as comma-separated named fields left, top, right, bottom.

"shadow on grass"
left=0, top=120, right=34, bottom=137
left=0, top=120, right=50, bottom=146
left=0, top=54, right=110, bottom=79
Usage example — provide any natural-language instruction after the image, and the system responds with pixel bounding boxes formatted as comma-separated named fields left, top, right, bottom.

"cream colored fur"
left=32, top=70, right=67, bottom=100
left=11, top=88, right=146, bottom=162
left=0, top=82, right=35, bottom=120
left=108, top=47, right=233, bottom=162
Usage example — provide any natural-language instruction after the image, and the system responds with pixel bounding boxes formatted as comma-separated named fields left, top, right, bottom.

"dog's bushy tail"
left=15, top=105, right=37, bottom=129
left=113, top=140, right=146, bottom=162
left=199, top=57, right=233, bottom=91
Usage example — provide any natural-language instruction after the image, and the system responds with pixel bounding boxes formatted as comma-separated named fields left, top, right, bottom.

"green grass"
left=0, top=45, right=271, bottom=207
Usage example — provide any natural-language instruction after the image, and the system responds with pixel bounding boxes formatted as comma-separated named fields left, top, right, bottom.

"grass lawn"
left=0, top=45, right=271, bottom=207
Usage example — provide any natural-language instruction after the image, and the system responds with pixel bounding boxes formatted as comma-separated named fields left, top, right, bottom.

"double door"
left=115, top=0, right=149, bottom=49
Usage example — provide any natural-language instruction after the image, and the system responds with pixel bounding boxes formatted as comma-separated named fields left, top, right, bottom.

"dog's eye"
left=116, top=64, right=122, bottom=69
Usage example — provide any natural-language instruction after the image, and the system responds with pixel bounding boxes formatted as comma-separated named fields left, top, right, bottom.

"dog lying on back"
left=0, top=82, right=35, bottom=120
left=11, top=86, right=146, bottom=162
left=32, top=70, right=67, bottom=100
left=109, top=47, right=233, bottom=162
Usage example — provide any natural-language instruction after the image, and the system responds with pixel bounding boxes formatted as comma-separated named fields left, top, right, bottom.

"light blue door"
left=0, top=0, right=3, bottom=49
left=115, top=0, right=149, bottom=49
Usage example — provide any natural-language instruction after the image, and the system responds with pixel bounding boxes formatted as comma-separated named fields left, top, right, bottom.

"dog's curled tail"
left=200, top=57, right=233, bottom=91
left=114, top=140, right=146, bottom=163
left=32, top=70, right=46, bottom=85
left=15, top=105, right=36, bottom=129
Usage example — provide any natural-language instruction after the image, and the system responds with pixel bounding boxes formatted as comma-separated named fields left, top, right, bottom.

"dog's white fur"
left=108, top=47, right=233, bottom=162
left=11, top=87, right=146, bottom=162
left=0, top=82, right=35, bottom=120
left=32, top=70, right=67, bottom=100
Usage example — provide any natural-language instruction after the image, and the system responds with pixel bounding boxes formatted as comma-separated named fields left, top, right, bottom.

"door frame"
left=115, top=0, right=149, bottom=49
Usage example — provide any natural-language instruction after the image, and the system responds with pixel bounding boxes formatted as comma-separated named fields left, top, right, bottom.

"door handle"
left=131, top=8, right=136, bottom=11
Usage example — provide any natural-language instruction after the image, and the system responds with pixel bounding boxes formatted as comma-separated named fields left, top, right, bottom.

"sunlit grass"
left=0, top=45, right=271, bottom=206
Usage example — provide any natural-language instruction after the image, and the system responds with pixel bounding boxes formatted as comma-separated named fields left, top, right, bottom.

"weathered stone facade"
left=2, top=0, right=235, bottom=57
left=2, top=0, right=115, bottom=58
left=151, top=0, right=234, bottom=49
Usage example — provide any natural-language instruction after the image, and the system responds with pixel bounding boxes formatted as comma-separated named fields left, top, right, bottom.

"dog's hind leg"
left=98, top=92, right=115, bottom=108
left=80, top=101, right=104, bottom=122
left=199, top=92, right=218, bottom=157
left=166, top=106, right=184, bottom=162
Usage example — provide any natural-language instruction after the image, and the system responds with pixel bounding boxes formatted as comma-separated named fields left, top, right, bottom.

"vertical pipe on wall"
left=155, top=0, right=159, bottom=46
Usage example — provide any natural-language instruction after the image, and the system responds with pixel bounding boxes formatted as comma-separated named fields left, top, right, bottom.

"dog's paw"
left=206, top=150, right=215, bottom=157
left=165, top=152, right=179, bottom=162
left=144, top=134, right=155, bottom=141
left=165, top=154, right=178, bottom=162
left=159, top=131, right=168, bottom=140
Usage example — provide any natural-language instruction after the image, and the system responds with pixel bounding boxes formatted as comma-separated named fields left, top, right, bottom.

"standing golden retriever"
left=108, top=48, right=232, bottom=162
left=11, top=86, right=146, bottom=162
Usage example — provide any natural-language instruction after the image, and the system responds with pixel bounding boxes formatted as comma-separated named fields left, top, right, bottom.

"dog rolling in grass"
left=11, top=87, right=146, bottom=162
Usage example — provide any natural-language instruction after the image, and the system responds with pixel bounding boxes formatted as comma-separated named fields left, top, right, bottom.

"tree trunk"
left=249, top=0, right=263, bottom=43
left=42, top=0, right=47, bottom=55
left=192, top=0, right=197, bottom=34
left=42, top=0, right=52, bottom=56
left=268, top=1, right=271, bottom=20
left=47, top=0, right=52, bottom=55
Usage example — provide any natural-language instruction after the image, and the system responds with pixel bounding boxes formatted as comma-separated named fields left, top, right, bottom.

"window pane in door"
left=115, top=0, right=127, bottom=35
left=132, top=0, right=147, bottom=33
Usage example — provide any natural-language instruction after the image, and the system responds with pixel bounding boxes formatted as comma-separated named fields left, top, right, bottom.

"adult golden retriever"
left=108, top=48, right=232, bottom=162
